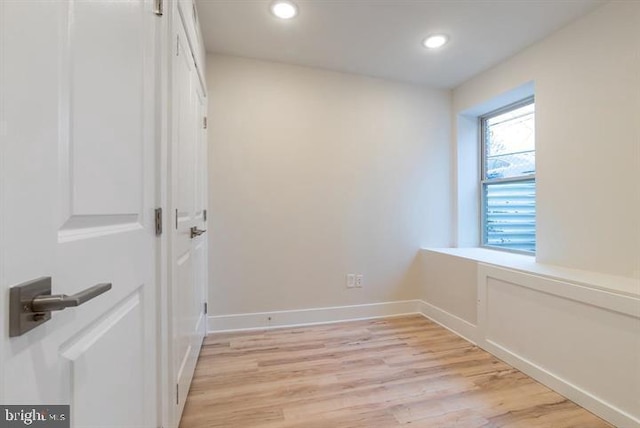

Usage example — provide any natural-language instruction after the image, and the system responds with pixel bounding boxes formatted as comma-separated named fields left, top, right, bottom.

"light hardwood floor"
left=180, top=315, right=611, bottom=427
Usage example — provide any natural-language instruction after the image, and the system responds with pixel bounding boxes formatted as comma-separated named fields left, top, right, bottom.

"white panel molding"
left=483, top=338, right=640, bottom=428
left=476, top=263, right=640, bottom=316
left=60, top=291, right=145, bottom=425
left=60, top=291, right=141, bottom=362
left=415, top=300, right=479, bottom=344
left=208, top=300, right=421, bottom=332
left=477, top=263, right=640, bottom=428
left=58, top=215, right=142, bottom=243
left=425, top=248, right=640, bottom=297
left=57, top=0, right=73, bottom=228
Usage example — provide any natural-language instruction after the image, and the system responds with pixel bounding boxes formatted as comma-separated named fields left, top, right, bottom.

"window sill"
left=422, top=247, right=640, bottom=298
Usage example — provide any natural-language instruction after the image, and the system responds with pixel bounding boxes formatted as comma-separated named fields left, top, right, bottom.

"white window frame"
left=480, top=96, right=535, bottom=254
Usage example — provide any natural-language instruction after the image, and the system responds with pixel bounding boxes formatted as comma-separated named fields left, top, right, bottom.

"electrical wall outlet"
left=355, top=274, right=363, bottom=288
left=346, top=274, right=356, bottom=288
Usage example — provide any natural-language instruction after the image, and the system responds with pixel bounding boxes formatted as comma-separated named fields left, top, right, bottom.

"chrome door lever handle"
left=31, top=283, right=112, bottom=312
left=190, top=226, right=206, bottom=238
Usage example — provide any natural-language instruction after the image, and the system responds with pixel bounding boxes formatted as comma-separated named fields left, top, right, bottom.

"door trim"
left=155, top=0, right=173, bottom=426
left=0, top=0, right=6, bottom=404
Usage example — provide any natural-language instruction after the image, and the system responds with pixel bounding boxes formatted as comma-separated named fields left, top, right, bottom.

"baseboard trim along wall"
left=209, top=265, right=639, bottom=427
left=208, top=300, right=421, bottom=332
left=415, top=299, right=479, bottom=345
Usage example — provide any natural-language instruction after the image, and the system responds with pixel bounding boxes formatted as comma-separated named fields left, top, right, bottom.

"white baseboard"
left=208, top=300, right=421, bottom=332
left=415, top=299, right=479, bottom=344
left=476, top=264, right=640, bottom=428
left=483, top=339, right=639, bottom=428
left=207, top=298, right=637, bottom=428
left=418, top=297, right=638, bottom=428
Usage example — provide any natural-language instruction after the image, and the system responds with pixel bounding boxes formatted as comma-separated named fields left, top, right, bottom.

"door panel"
left=1, top=1, right=157, bottom=426
left=69, top=0, right=145, bottom=216
left=172, top=15, right=207, bottom=424
left=61, top=292, right=145, bottom=426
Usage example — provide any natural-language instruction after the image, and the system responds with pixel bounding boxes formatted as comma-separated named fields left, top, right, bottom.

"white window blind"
left=481, top=99, right=535, bottom=253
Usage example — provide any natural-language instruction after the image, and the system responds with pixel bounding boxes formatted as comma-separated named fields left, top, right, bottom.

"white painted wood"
left=208, top=300, right=421, bottom=332
left=195, top=81, right=209, bottom=341
left=416, top=250, right=639, bottom=427
left=425, top=247, right=640, bottom=297
left=0, top=0, right=6, bottom=407
left=204, top=298, right=474, bottom=343
left=155, top=2, right=173, bottom=426
left=420, top=250, right=478, bottom=325
left=1, top=1, right=158, bottom=426
left=416, top=300, right=479, bottom=345
left=476, top=264, right=640, bottom=428
left=61, top=294, right=145, bottom=426
left=170, top=14, right=207, bottom=425
left=177, top=0, right=206, bottom=92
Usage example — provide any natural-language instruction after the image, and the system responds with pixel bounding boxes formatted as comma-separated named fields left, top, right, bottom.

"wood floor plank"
left=180, top=315, right=611, bottom=428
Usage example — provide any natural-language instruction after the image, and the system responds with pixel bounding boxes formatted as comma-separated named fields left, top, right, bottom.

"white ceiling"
left=195, top=0, right=605, bottom=89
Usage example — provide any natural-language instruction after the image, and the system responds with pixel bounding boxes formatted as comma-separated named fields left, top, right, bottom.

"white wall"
left=420, top=4, right=640, bottom=425
left=453, top=1, right=640, bottom=279
left=206, top=54, right=451, bottom=315
left=420, top=250, right=477, bottom=325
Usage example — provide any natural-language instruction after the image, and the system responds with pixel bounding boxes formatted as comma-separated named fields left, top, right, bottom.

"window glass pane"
left=485, top=180, right=536, bottom=253
left=485, top=102, right=535, bottom=180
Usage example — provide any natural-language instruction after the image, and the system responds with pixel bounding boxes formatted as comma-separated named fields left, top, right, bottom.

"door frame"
left=0, top=0, right=6, bottom=405
left=156, top=0, right=174, bottom=426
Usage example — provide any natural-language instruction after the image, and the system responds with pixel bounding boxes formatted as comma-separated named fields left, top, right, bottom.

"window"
left=481, top=98, right=535, bottom=253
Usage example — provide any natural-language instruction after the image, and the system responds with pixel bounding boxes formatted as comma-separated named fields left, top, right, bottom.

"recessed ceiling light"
left=270, top=1, right=298, bottom=19
left=423, top=34, right=449, bottom=49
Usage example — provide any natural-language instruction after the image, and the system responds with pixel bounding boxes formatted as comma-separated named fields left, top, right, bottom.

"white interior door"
left=1, top=1, right=158, bottom=426
left=171, top=15, right=208, bottom=424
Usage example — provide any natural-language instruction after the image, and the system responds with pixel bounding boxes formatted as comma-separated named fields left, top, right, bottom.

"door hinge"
left=203, top=209, right=207, bottom=222
left=204, top=302, right=208, bottom=315
left=175, top=209, right=178, bottom=229
left=176, top=384, right=179, bottom=405
left=154, top=0, right=163, bottom=16
left=203, top=116, right=207, bottom=129
left=155, top=208, right=162, bottom=236
left=176, top=36, right=179, bottom=56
